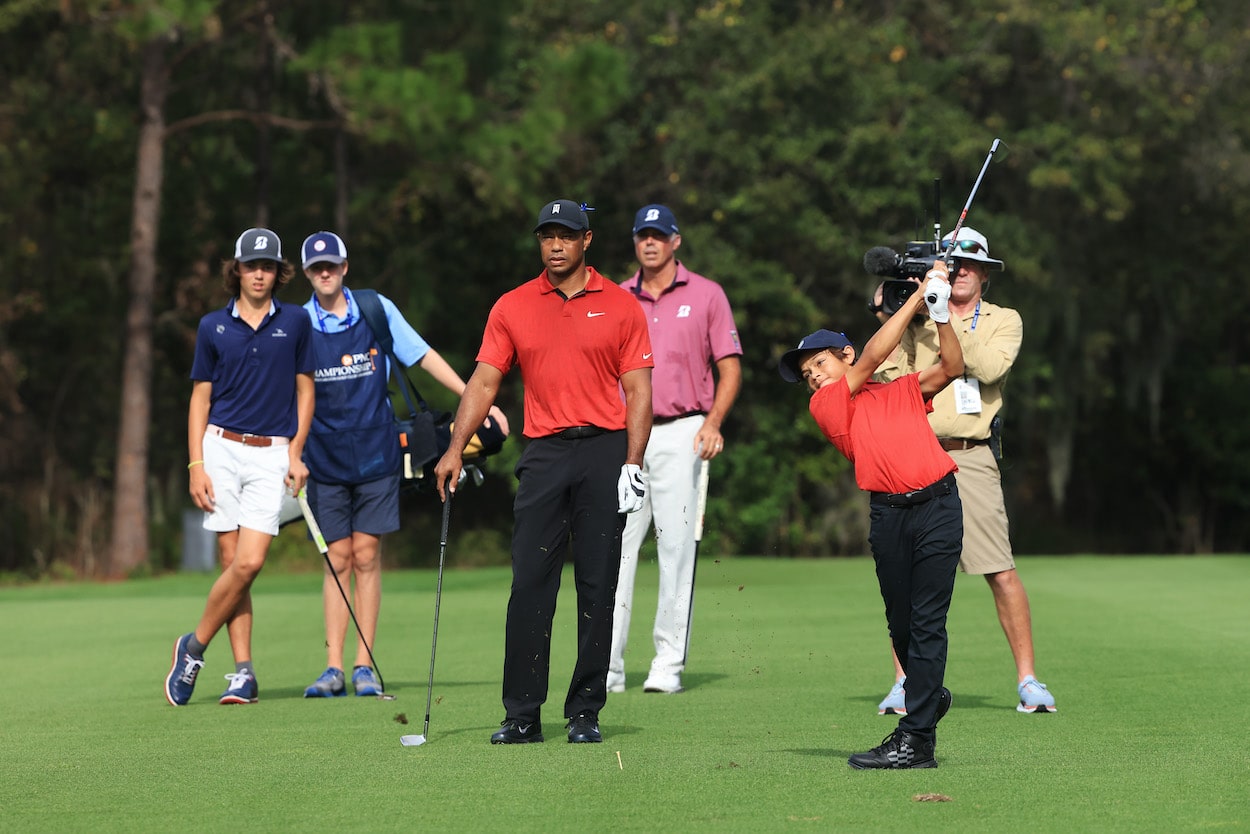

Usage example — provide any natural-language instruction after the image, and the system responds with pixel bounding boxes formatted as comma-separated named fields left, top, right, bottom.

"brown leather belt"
left=207, top=424, right=290, bottom=447
left=937, top=437, right=988, bottom=452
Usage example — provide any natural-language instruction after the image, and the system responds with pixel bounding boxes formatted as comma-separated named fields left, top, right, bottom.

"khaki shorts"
left=949, top=444, right=1015, bottom=575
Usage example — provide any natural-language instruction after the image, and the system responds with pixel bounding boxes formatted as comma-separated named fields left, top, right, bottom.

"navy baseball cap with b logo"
left=533, top=199, right=591, bottom=232
left=301, top=231, right=348, bottom=269
left=633, top=204, right=679, bottom=236
left=234, top=228, right=283, bottom=262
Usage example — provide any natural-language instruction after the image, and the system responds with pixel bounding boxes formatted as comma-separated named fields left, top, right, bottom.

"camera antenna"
left=943, top=138, right=1003, bottom=267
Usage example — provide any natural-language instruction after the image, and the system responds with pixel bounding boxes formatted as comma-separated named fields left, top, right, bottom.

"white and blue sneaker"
left=303, top=667, right=346, bottom=698
left=352, top=666, right=383, bottom=697
left=877, top=677, right=907, bottom=715
left=219, top=671, right=259, bottom=705
left=164, top=633, right=204, bottom=706
left=1017, top=676, right=1057, bottom=713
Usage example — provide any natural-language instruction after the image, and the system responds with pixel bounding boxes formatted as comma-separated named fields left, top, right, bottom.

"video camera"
left=863, top=240, right=944, bottom=317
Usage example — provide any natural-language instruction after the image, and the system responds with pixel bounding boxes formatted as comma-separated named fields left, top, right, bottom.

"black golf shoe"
left=490, top=719, right=543, bottom=744
left=848, top=729, right=937, bottom=770
left=566, top=712, right=602, bottom=744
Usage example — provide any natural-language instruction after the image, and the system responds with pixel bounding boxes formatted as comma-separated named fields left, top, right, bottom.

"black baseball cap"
left=234, top=228, right=283, bottom=262
left=533, top=199, right=591, bottom=232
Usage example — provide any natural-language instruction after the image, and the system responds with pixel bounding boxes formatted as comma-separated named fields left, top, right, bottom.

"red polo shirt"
left=477, top=267, right=653, bottom=438
left=809, top=373, right=956, bottom=494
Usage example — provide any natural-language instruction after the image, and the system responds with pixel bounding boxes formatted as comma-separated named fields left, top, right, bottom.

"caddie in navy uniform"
left=298, top=230, right=506, bottom=699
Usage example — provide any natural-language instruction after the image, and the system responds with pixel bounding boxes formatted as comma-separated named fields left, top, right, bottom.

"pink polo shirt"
left=621, top=262, right=742, bottom=419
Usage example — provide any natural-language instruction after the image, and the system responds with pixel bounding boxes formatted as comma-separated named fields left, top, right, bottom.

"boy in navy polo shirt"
left=779, top=263, right=963, bottom=768
left=164, top=228, right=315, bottom=707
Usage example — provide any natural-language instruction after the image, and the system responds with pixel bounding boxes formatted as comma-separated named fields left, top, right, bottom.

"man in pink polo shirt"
left=609, top=204, right=742, bottom=695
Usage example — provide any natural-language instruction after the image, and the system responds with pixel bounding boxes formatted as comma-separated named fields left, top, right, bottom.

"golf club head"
left=399, top=734, right=427, bottom=747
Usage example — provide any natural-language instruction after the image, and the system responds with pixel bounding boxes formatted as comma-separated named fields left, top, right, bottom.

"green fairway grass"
left=1, top=556, right=1247, bottom=833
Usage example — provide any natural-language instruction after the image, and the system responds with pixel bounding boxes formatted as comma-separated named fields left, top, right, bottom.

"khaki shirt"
left=874, top=300, right=1023, bottom=440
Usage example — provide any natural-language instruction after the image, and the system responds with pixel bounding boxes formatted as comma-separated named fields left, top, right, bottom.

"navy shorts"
left=306, top=473, right=401, bottom=543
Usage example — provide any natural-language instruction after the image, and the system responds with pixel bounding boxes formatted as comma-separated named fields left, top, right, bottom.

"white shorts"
left=201, top=431, right=289, bottom=536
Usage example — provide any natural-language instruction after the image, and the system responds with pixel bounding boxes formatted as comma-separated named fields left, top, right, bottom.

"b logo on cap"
left=645, top=209, right=660, bottom=222
left=254, top=236, right=269, bottom=251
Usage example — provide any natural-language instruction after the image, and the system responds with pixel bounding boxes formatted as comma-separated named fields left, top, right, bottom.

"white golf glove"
left=617, top=464, right=646, bottom=514
left=924, top=275, right=952, bottom=323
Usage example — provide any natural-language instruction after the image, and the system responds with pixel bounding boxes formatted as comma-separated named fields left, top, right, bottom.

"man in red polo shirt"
left=779, top=263, right=962, bottom=769
left=434, top=199, right=653, bottom=746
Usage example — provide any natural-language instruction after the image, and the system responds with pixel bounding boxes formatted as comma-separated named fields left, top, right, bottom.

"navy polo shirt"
left=190, top=298, right=314, bottom=438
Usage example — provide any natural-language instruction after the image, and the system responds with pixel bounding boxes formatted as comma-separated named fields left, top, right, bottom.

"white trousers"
left=610, top=414, right=703, bottom=685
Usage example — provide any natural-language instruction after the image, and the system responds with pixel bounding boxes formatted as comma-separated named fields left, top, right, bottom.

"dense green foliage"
left=3, top=1, right=1250, bottom=572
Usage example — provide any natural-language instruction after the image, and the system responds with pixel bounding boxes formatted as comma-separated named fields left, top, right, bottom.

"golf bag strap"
left=354, top=288, right=430, bottom=419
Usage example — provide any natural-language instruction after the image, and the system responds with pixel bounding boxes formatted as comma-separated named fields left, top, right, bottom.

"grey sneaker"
left=878, top=677, right=907, bottom=715
left=1017, top=676, right=1057, bottom=713
left=303, top=667, right=346, bottom=698
left=352, top=666, right=382, bottom=697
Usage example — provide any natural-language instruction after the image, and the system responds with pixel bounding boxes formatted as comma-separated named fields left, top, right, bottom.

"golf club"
left=681, top=457, right=710, bottom=665
left=400, top=493, right=453, bottom=747
left=297, top=487, right=395, bottom=700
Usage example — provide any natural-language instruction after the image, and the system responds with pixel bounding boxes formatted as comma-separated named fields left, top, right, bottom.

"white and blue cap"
left=632, top=204, right=679, bottom=236
left=234, top=228, right=283, bottom=262
left=778, top=329, right=854, bottom=383
left=301, top=231, right=348, bottom=269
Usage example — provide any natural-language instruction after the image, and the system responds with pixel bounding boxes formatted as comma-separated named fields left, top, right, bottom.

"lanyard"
left=314, top=286, right=354, bottom=333
left=969, top=300, right=981, bottom=332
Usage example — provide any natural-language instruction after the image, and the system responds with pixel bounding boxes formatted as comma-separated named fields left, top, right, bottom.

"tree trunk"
left=108, top=39, right=169, bottom=578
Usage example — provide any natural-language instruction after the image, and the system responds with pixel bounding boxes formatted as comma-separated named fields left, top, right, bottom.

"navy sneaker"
left=352, top=666, right=382, bottom=697
left=567, top=712, right=602, bottom=744
left=164, top=633, right=205, bottom=706
left=219, top=671, right=259, bottom=705
left=304, top=667, right=346, bottom=698
left=490, top=719, right=544, bottom=744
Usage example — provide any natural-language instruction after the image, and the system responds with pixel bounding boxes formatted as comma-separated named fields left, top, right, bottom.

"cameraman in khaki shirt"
left=872, top=227, right=1057, bottom=714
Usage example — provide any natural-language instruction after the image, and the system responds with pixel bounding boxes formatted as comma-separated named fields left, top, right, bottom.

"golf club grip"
left=695, top=458, right=710, bottom=542
left=297, top=489, right=329, bottom=554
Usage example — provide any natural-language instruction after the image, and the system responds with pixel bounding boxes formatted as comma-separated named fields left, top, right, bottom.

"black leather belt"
left=871, top=472, right=957, bottom=508
left=555, top=426, right=607, bottom=439
left=653, top=410, right=705, bottom=425
left=937, top=437, right=988, bottom=452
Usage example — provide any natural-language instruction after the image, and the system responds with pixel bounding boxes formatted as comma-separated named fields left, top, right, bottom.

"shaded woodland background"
left=4, top=1, right=1250, bottom=577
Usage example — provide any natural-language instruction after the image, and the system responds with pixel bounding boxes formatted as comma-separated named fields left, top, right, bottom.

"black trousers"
left=502, top=430, right=626, bottom=724
left=867, top=482, right=963, bottom=739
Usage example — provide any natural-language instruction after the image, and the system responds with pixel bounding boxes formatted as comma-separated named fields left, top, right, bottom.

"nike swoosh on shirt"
left=587, top=311, right=606, bottom=318
left=643, top=353, right=653, bottom=359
